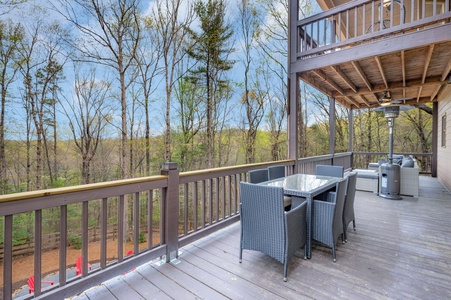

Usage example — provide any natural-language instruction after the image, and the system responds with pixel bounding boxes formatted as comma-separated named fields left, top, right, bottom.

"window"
left=442, top=113, right=447, bottom=148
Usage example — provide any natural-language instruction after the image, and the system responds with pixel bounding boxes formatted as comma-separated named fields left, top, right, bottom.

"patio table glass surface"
left=259, top=173, right=341, bottom=258
left=262, top=173, right=340, bottom=195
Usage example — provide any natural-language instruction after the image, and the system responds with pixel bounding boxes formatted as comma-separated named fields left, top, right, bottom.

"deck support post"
left=288, top=0, right=299, bottom=174
left=432, top=102, right=438, bottom=177
left=348, top=108, right=354, bottom=169
left=329, top=97, right=336, bottom=164
left=161, top=162, right=180, bottom=262
left=288, top=73, right=300, bottom=174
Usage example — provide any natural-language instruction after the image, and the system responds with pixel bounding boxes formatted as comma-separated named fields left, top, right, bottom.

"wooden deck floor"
left=71, top=176, right=451, bottom=300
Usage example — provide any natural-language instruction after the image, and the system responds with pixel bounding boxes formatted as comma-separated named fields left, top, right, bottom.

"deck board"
left=71, top=176, right=451, bottom=300
left=121, top=270, right=172, bottom=300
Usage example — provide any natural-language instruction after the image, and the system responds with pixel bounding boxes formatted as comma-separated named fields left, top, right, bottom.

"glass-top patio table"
left=260, top=173, right=341, bottom=258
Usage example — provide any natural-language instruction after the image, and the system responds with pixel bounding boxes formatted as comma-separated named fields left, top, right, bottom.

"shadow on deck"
left=71, top=176, right=451, bottom=300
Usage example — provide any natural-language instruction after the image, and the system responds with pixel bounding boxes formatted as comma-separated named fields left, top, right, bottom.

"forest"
left=0, top=0, right=432, bottom=195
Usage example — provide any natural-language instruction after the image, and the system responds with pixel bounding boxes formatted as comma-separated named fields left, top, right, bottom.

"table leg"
left=306, top=196, right=312, bottom=259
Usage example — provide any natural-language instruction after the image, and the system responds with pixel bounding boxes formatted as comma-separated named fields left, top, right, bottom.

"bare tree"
left=151, top=0, right=195, bottom=162
left=237, top=0, right=264, bottom=164
left=0, top=20, right=24, bottom=193
left=265, top=64, right=286, bottom=160
left=174, top=76, right=203, bottom=171
left=0, top=0, right=27, bottom=15
left=135, top=15, right=163, bottom=174
left=54, top=0, right=141, bottom=179
left=62, top=67, right=112, bottom=184
left=257, top=0, right=312, bottom=159
left=256, top=0, right=290, bottom=159
left=16, top=19, right=65, bottom=190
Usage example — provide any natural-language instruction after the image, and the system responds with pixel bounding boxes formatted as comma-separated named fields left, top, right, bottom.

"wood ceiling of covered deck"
left=292, top=0, right=451, bottom=110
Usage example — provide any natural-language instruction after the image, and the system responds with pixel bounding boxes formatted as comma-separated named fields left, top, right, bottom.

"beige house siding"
left=438, top=85, right=451, bottom=193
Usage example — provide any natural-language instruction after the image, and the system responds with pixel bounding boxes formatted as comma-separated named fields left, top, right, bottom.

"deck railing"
left=352, top=151, right=433, bottom=174
left=0, top=152, right=432, bottom=299
left=297, top=152, right=353, bottom=174
left=296, top=0, right=451, bottom=59
left=0, top=160, right=295, bottom=299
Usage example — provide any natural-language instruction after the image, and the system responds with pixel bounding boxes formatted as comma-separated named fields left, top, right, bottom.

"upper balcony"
left=290, top=0, right=451, bottom=108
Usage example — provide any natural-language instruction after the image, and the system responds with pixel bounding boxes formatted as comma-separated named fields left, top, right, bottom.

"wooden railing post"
left=161, top=162, right=180, bottom=262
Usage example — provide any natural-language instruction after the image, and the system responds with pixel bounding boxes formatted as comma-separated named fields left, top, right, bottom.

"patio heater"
left=379, top=106, right=402, bottom=200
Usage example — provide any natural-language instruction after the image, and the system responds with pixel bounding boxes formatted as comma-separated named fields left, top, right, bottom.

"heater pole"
left=388, top=117, right=394, bottom=164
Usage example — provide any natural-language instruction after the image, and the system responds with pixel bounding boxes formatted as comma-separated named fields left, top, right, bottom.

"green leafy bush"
left=69, top=234, right=82, bottom=249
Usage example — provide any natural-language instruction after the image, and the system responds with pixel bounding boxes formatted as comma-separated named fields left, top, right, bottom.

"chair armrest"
left=286, top=200, right=307, bottom=225
left=291, top=196, right=306, bottom=208
left=285, top=201, right=307, bottom=257
left=312, top=200, right=335, bottom=230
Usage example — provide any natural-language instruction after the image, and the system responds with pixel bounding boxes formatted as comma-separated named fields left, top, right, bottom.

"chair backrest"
left=27, top=276, right=35, bottom=292
left=239, top=182, right=285, bottom=248
left=248, top=169, right=269, bottom=183
left=75, top=256, right=82, bottom=275
left=316, top=165, right=344, bottom=178
left=332, top=179, right=348, bottom=237
left=75, top=256, right=92, bottom=275
left=343, top=171, right=358, bottom=220
left=268, top=165, right=286, bottom=180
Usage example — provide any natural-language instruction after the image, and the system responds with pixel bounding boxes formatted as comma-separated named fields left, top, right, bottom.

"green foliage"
left=68, top=234, right=82, bottom=249
left=138, top=231, right=146, bottom=243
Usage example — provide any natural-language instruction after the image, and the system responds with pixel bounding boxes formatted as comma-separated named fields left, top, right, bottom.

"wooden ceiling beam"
left=351, top=61, right=372, bottom=91
left=369, top=94, right=381, bottom=105
left=403, top=96, right=434, bottom=105
left=344, top=96, right=361, bottom=108
left=437, top=83, right=450, bottom=100
left=441, top=58, right=451, bottom=82
left=375, top=56, right=388, bottom=89
left=330, top=75, right=444, bottom=98
left=331, top=65, right=357, bottom=93
left=312, top=69, right=345, bottom=95
left=336, top=98, right=351, bottom=109
left=358, top=95, right=372, bottom=107
left=401, top=50, right=406, bottom=87
left=430, top=84, right=442, bottom=101
left=416, top=86, right=423, bottom=102
left=299, top=73, right=334, bottom=98
left=422, top=45, right=435, bottom=84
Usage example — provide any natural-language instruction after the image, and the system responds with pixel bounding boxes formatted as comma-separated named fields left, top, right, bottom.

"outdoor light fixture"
left=382, top=0, right=392, bottom=7
left=382, top=0, right=403, bottom=11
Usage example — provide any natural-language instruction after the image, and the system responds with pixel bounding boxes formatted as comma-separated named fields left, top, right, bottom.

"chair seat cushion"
left=284, top=196, right=292, bottom=207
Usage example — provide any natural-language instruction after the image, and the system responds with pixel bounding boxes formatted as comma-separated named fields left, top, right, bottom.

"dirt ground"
left=1, top=239, right=153, bottom=296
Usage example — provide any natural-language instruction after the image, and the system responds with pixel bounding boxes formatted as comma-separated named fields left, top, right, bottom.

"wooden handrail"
left=0, top=175, right=168, bottom=204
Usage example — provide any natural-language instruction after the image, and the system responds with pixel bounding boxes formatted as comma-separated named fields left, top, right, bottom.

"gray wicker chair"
left=316, top=165, right=344, bottom=178
left=268, top=165, right=292, bottom=208
left=268, top=165, right=286, bottom=180
left=312, top=178, right=347, bottom=262
left=343, top=171, right=358, bottom=242
left=248, top=169, right=268, bottom=183
left=239, top=182, right=307, bottom=281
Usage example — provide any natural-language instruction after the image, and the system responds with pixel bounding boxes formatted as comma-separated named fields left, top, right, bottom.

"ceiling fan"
left=379, top=91, right=412, bottom=106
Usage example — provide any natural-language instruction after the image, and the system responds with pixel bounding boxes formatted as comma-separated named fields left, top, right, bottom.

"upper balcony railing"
left=296, top=0, right=451, bottom=59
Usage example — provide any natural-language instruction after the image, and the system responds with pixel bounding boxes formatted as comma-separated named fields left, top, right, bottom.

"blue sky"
left=1, top=0, right=327, bottom=140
